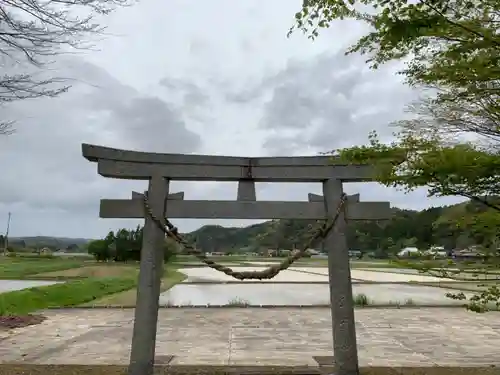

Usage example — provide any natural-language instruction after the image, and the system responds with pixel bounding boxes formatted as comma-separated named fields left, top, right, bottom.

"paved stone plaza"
left=1, top=308, right=499, bottom=367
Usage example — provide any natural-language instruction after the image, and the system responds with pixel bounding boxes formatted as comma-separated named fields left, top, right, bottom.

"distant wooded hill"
left=182, top=200, right=493, bottom=256
left=7, top=236, right=93, bottom=251
left=6, top=200, right=495, bottom=256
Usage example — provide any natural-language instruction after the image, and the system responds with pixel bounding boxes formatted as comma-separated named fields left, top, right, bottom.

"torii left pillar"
left=128, top=175, right=169, bottom=375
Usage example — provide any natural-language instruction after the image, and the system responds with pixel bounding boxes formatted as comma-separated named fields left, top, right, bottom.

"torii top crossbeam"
left=82, top=143, right=374, bottom=182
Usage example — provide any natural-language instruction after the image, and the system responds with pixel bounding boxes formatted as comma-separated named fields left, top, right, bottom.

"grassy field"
left=0, top=257, right=86, bottom=279
left=0, top=256, right=188, bottom=314
left=0, top=277, right=138, bottom=315
left=32, top=264, right=140, bottom=279
left=83, top=268, right=187, bottom=306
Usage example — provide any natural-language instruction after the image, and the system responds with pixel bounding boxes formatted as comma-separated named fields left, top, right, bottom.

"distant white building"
left=425, top=246, right=447, bottom=258
left=397, top=247, right=421, bottom=257
left=397, top=246, right=448, bottom=258
left=306, top=248, right=321, bottom=255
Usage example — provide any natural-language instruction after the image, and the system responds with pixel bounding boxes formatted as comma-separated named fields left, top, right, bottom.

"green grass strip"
left=0, top=259, right=83, bottom=278
left=0, top=277, right=137, bottom=315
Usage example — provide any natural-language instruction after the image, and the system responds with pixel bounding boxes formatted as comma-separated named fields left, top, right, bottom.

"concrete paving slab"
left=159, top=283, right=469, bottom=306
left=0, top=308, right=499, bottom=366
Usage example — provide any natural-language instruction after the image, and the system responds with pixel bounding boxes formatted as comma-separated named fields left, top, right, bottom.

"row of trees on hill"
left=183, top=200, right=497, bottom=256
left=350, top=202, right=500, bottom=255
left=0, top=235, right=84, bottom=253
left=87, top=226, right=180, bottom=263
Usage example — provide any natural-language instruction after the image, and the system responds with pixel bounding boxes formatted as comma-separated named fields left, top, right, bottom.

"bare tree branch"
left=0, top=0, right=135, bottom=135
left=0, top=120, right=15, bottom=135
left=0, top=72, right=69, bottom=102
left=395, top=90, right=500, bottom=146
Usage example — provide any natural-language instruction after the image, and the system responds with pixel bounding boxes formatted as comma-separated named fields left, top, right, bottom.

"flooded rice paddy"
left=0, top=279, right=61, bottom=293
left=0, top=263, right=483, bottom=307
left=160, top=265, right=472, bottom=307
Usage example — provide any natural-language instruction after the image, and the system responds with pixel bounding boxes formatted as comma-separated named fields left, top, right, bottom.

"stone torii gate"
left=82, top=143, right=391, bottom=375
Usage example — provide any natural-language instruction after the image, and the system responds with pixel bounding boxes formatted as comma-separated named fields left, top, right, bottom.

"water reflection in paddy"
left=0, top=279, right=61, bottom=293
left=159, top=283, right=467, bottom=306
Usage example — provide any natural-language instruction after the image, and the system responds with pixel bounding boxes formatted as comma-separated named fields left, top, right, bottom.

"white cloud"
left=0, top=0, right=464, bottom=238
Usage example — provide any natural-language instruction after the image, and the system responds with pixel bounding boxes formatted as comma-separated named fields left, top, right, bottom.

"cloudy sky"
left=0, top=0, right=463, bottom=239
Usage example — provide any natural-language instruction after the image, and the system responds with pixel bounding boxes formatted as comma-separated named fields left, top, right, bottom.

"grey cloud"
left=156, top=77, right=212, bottom=127
left=189, top=38, right=211, bottom=57
left=224, top=54, right=361, bottom=106
left=111, top=96, right=200, bottom=153
left=0, top=0, right=453, bottom=239
left=262, top=134, right=313, bottom=156
left=183, top=90, right=210, bottom=110
left=223, top=69, right=278, bottom=103
left=221, top=50, right=436, bottom=218
left=0, top=57, right=202, bottom=226
left=261, top=83, right=320, bottom=130
left=159, top=78, right=210, bottom=109
left=255, top=52, right=418, bottom=153
left=224, top=87, right=263, bottom=103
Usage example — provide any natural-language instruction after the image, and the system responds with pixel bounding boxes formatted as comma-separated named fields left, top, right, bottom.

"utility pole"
left=4, top=212, right=11, bottom=255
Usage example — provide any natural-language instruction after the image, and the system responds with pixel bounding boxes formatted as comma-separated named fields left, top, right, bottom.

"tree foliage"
left=290, top=0, right=499, bottom=82
left=337, top=130, right=500, bottom=209
left=87, top=226, right=178, bottom=263
left=289, top=0, right=499, bottom=137
left=289, top=0, right=500, bottom=311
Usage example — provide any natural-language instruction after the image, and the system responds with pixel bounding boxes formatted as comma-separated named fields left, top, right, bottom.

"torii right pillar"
left=314, top=180, right=389, bottom=375
left=324, top=179, right=358, bottom=375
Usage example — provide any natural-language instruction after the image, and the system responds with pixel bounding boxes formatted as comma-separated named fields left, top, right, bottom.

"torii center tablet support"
left=82, top=143, right=391, bottom=375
